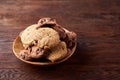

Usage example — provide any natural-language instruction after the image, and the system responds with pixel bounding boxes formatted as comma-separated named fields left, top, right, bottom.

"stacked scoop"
left=19, top=18, right=77, bottom=62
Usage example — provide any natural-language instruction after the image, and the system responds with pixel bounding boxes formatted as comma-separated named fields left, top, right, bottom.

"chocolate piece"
left=53, top=25, right=67, bottom=40
left=20, top=50, right=31, bottom=60
left=38, top=18, right=56, bottom=27
left=30, top=46, right=45, bottom=59
left=20, top=45, right=50, bottom=61
left=63, top=31, right=77, bottom=48
left=67, top=31, right=77, bottom=42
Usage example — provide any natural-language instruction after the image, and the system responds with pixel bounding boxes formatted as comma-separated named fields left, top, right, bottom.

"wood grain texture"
left=0, top=0, right=120, bottom=80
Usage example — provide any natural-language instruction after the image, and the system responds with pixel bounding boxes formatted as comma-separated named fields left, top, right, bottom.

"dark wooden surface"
left=0, top=0, right=120, bottom=80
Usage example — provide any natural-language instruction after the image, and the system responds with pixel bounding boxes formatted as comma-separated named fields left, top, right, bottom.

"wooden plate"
left=12, top=28, right=76, bottom=66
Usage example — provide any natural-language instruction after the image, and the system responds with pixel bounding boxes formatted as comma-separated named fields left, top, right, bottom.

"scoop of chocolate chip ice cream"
left=19, top=17, right=76, bottom=62
left=20, top=24, right=60, bottom=49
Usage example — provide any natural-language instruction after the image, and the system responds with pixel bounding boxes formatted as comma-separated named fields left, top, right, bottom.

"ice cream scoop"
left=20, top=24, right=60, bottom=49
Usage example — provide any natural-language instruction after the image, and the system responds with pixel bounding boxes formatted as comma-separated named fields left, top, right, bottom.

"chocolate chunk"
left=53, top=25, right=67, bottom=40
left=67, top=31, right=77, bottom=41
left=37, top=18, right=56, bottom=28
left=32, top=40, right=38, bottom=46
left=30, top=46, right=45, bottom=59
left=40, top=24, right=55, bottom=28
left=19, top=50, right=31, bottom=60
left=63, top=31, right=77, bottom=48
left=70, top=32, right=77, bottom=42
left=20, top=46, right=50, bottom=61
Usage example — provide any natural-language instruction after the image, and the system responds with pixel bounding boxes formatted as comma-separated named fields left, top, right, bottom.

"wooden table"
left=0, top=0, right=120, bottom=80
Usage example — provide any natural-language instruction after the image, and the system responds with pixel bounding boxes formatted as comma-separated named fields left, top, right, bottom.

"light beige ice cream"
left=20, top=24, right=60, bottom=50
left=47, top=41, right=67, bottom=62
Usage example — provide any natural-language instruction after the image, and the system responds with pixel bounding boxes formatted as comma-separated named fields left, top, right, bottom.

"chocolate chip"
left=40, top=24, right=55, bottom=28
left=35, top=40, right=38, bottom=43
left=41, top=19, right=46, bottom=24
left=33, top=40, right=38, bottom=46
left=19, top=50, right=31, bottom=60
left=20, top=52, right=25, bottom=59
left=30, top=46, right=45, bottom=59
left=37, top=18, right=56, bottom=29
left=53, top=25, right=67, bottom=40
left=40, top=20, right=44, bottom=24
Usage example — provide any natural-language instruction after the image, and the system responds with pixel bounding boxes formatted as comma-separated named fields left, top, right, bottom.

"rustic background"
left=0, top=0, right=120, bottom=80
